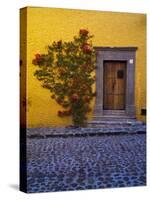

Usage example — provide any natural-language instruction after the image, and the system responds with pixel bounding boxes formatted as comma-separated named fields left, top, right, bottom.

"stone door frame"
left=93, top=47, right=137, bottom=119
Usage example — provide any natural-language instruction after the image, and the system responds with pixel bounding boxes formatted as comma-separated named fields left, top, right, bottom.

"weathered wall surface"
left=20, top=7, right=146, bottom=127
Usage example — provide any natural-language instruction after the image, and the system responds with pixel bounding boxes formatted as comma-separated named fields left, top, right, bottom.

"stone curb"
left=27, top=127, right=146, bottom=139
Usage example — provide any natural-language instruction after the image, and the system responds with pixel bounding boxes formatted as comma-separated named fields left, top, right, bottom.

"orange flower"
left=58, top=68, right=66, bottom=75
left=79, top=29, right=89, bottom=36
left=35, top=54, right=41, bottom=59
left=84, top=96, right=90, bottom=103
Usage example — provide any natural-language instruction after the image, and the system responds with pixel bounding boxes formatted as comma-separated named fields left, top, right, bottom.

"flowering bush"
left=32, top=29, right=96, bottom=126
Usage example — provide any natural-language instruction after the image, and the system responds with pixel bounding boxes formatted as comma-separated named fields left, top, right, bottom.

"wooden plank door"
left=103, top=61, right=126, bottom=110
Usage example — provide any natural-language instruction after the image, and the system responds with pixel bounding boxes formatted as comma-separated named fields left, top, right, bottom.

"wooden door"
left=103, top=61, right=126, bottom=110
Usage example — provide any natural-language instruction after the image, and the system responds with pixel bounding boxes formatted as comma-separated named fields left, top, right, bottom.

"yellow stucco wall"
left=20, top=7, right=146, bottom=127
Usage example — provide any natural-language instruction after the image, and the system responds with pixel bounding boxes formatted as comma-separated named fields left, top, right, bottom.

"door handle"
left=112, top=80, right=116, bottom=90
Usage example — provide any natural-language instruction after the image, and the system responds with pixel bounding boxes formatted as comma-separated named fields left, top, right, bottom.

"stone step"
left=93, top=116, right=136, bottom=120
left=88, top=119, right=145, bottom=128
left=27, top=125, right=146, bottom=138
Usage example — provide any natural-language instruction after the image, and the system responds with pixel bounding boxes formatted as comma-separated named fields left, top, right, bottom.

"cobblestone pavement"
left=27, top=134, right=146, bottom=193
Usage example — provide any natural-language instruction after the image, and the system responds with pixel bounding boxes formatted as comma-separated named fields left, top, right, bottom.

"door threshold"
left=103, top=110, right=126, bottom=115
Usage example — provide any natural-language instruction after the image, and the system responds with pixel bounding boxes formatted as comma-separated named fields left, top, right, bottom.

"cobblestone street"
left=27, top=133, right=146, bottom=193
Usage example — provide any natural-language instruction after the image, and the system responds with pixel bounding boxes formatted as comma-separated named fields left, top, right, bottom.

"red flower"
left=57, top=40, right=62, bottom=47
left=71, top=94, right=79, bottom=102
left=35, top=54, right=41, bottom=59
left=81, top=42, right=89, bottom=49
left=32, top=53, right=43, bottom=65
left=68, top=108, right=72, bottom=113
left=58, top=110, right=72, bottom=117
left=58, top=110, right=63, bottom=117
left=63, top=110, right=68, bottom=116
left=56, top=98, right=63, bottom=104
left=79, top=29, right=89, bottom=36
left=62, top=108, right=72, bottom=116
left=82, top=45, right=92, bottom=53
